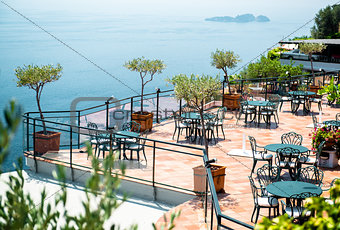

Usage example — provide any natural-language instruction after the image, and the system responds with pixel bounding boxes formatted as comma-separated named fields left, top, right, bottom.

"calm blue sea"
left=0, top=0, right=331, bottom=171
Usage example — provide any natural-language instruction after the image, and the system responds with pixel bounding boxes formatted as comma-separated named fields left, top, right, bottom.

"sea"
left=0, top=0, right=334, bottom=171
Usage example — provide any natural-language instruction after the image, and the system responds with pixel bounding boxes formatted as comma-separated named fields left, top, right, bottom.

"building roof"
left=280, top=39, right=340, bottom=45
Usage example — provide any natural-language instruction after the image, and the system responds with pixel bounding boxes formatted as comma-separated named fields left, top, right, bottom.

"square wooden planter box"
left=34, top=131, right=61, bottom=154
left=131, top=112, right=153, bottom=132
left=193, top=164, right=226, bottom=193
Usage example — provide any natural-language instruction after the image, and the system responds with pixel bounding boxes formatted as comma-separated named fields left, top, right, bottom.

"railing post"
left=265, top=82, right=268, bottom=100
left=241, top=80, right=244, bottom=95
left=26, top=113, right=30, bottom=151
left=106, top=102, right=109, bottom=130
left=152, top=141, right=156, bottom=200
left=156, top=88, right=160, bottom=123
left=70, top=125, right=74, bottom=181
left=179, top=99, right=182, bottom=116
left=77, top=111, right=80, bottom=149
left=205, top=174, right=208, bottom=222
left=130, top=97, right=133, bottom=122
left=33, top=119, right=38, bottom=173
left=211, top=199, right=214, bottom=230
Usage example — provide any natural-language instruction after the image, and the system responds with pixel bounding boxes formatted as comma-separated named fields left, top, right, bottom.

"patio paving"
left=26, top=99, right=340, bottom=229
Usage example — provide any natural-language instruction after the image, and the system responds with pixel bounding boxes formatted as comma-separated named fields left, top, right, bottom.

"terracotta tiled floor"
left=28, top=99, right=340, bottom=229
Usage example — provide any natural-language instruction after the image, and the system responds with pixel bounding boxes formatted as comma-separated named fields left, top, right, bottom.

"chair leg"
left=251, top=160, right=257, bottom=174
left=221, top=125, right=225, bottom=140
left=142, top=149, right=147, bottom=162
left=254, top=207, right=260, bottom=224
left=216, top=125, right=219, bottom=138
left=251, top=206, right=256, bottom=223
left=177, top=128, right=180, bottom=142
left=172, top=128, right=176, bottom=140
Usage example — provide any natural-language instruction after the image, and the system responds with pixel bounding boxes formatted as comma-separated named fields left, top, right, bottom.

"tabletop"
left=264, top=143, right=309, bottom=153
left=115, top=130, right=140, bottom=139
left=288, top=91, right=316, bottom=96
left=181, top=112, right=215, bottom=120
left=323, top=120, right=340, bottom=127
left=266, top=181, right=322, bottom=198
left=247, top=100, right=271, bottom=107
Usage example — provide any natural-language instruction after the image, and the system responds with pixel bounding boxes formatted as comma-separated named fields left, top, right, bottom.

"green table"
left=247, top=100, right=271, bottom=124
left=181, top=112, right=215, bottom=142
left=266, top=181, right=322, bottom=198
left=323, top=120, right=340, bottom=128
left=288, top=91, right=315, bottom=115
left=264, top=143, right=309, bottom=153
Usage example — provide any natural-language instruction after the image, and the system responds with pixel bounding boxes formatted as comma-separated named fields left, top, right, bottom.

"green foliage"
left=240, top=56, right=305, bottom=80
left=267, top=47, right=289, bottom=60
left=256, top=179, right=340, bottom=229
left=15, top=64, right=62, bottom=134
left=211, top=49, right=240, bottom=93
left=299, top=42, right=327, bottom=56
left=318, top=76, right=340, bottom=105
left=311, top=126, right=340, bottom=150
left=153, top=210, right=181, bottom=230
left=167, top=74, right=221, bottom=110
left=0, top=100, right=22, bottom=171
left=290, top=35, right=312, bottom=41
left=124, top=57, right=166, bottom=113
left=311, top=4, right=340, bottom=39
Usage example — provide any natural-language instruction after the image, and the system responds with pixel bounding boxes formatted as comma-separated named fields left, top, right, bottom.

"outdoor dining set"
left=87, top=121, right=147, bottom=162
left=248, top=130, right=339, bottom=224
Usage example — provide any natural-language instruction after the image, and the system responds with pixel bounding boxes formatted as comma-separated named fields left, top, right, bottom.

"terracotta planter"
left=131, top=112, right=153, bottom=132
left=34, top=131, right=61, bottom=154
left=222, top=94, right=241, bottom=110
left=193, top=164, right=226, bottom=193
left=309, top=85, right=321, bottom=98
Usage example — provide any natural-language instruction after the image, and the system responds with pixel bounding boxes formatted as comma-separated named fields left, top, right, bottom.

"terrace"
left=23, top=72, right=340, bottom=229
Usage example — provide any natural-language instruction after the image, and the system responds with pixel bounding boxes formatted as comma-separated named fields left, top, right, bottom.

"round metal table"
left=323, top=120, right=340, bottom=127
left=266, top=181, right=322, bottom=198
left=288, top=91, right=315, bottom=115
left=264, top=143, right=309, bottom=153
left=115, top=130, right=140, bottom=159
left=181, top=112, right=215, bottom=142
left=247, top=100, right=271, bottom=124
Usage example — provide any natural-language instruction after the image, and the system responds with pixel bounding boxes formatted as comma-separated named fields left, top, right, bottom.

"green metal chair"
left=125, top=131, right=148, bottom=162
left=122, top=121, right=141, bottom=133
left=275, top=147, right=301, bottom=180
left=299, top=141, right=325, bottom=167
left=214, top=107, right=228, bottom=140
left=281, top=192, right=319, bottom=223
left=248, top=136, right=273, bottom=174
left=281, top=131, right=303, bottom=145
left=237, top=101, right=256, bottom=125
left=248, top=176, right=279, bottom=224
left=323, top=178, right=340, bottom=205
left=297, top=166, right=324, bottom=187
left=97, top=133, right=120, bottom=158
left=198, top=113, right=217, bottom=144
left=336, top=113, right=340, bottom=121
left=256, top=164, right=281, bottom=196
left=172, top=115, right=191, bottom=143
left=260, top=101, right=279, bottom=127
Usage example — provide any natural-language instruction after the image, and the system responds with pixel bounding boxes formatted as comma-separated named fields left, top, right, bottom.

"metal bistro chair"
left=311, top=113, right=322, bottom=129
left=172, top=115, right=191, bottom=142
left=297, top=166, right=324, bottom=187
left=248, top=176, right=279, bottom=224
left=87, top=122, right=110, bottom=159
left=214, top=107, right=228, bottom=140
left=281, top=131, right=303, bottom=145
left=97, top=133, right=120, bottom=159
left=275, top=147, right=301, bottom=180
left=248, top=136, right=273, bottom=174
left=299, top=141, right=325, bottom=167
left=198, top=114, right=217, bottom=145
left=125, top=130, right=148, bottom=162
left=260, top=101, right=279, bottom=127
left=281, top=192, right=319, bottom=223
left=256, top=164, right=281, bottom=196
left=336, top=113, right=340, bottom=121
left=122, top=120, right=141, bottom=133
left=309, top=93, right=323, bottom=111
left=323, top=178, right=339, bottom=205
left=236, top=101, right=256, bottom=125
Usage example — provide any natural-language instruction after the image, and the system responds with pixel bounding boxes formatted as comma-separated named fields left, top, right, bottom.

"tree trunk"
left=224, top=70, right=231, bottom=94
left=199, top=106, right=209, bottom=159
left=36, top=90, right=47, bottom=134
left=141, top=85, right=144, bottom=114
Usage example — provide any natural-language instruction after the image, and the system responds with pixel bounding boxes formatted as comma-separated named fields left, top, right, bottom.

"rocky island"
left=205, top=14, right=270, bottom=23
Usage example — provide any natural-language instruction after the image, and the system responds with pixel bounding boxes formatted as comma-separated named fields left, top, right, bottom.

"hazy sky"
left=3, top=0, right=339, bottom=21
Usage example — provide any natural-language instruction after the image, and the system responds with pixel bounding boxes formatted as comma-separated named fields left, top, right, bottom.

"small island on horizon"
left=205, top=14, right=270, bottom=23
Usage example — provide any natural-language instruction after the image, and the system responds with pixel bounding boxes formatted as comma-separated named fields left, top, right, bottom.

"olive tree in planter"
left=167, top=74, right=225, bottom=193
left=211, top=49, right=241, bottom=110
left=15, top=64, right=63, bottom=154
left=124, top=57, right=166, bottom=132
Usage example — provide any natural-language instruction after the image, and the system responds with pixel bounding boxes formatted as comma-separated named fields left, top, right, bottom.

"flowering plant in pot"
left=15, top=64, right=63, bottom=154
left=124, top=57, right=166, bottom=132
left=311, top=126, right=340, bottom=151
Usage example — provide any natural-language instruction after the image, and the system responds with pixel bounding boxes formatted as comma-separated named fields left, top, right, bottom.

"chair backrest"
left=311, top=113, right=318, bottom=129
left=256, top=164, right=281, bottom=188
left=248, top=176, right=260, bottom=205
left=315, top=140, right=326, bottom=159
left=281, top=131, right=303, bottom=145
left=297, top=166, right=324, bottom=187
left=330, top=178, right=340, bottom=188
left=336, top=113, right=340, bottom=121
left=286, top=192, right=319, bottom=218
left=216, top=107, right=227, bottom=121
left=276, top=147, right=301, bottom=169
left=87, top=122, right=98, bottom=138
left=122, top=121, right=141, bottom=133
left=248, top=136, right=257, bottom=157
left=268, top=94, right=282, bottom=103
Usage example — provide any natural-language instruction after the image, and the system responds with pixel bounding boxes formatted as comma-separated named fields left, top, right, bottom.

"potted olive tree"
left=124, top=57, right=166, bottom=132
left=15, top=64, right=63, bottom=154
left=167, top=74, right=226, bottom=193
left=211, top=49, right=241, bottom=110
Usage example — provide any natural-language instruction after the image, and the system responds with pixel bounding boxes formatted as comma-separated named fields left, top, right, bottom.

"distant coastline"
left=205, top=14, right=270, bottom=23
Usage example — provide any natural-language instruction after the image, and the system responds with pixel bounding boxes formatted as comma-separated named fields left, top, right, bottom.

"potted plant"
left=211, top=49, right=241, bottom=110
left=299, top=42, right=327, bottom=80
left=311, top=126, right=340, bottom=151
left=15, top=64, right=63, bottom=154
left=318, top=76, right=340, bottom=107
left=124, top=57, right=166, bottom=132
